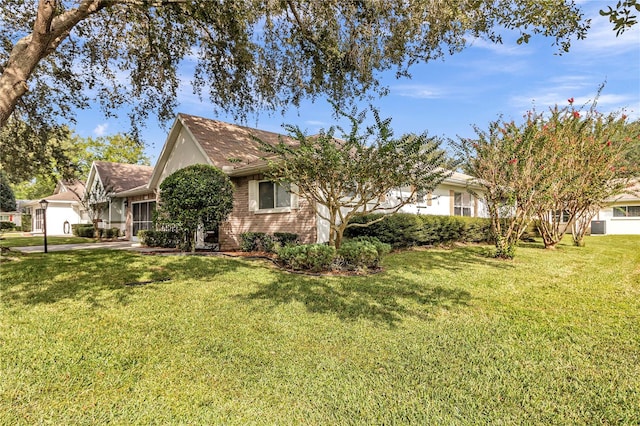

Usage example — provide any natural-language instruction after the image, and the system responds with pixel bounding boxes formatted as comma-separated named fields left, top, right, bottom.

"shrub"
left=273, top=232, right=299, bottom=246
left=277, top=243, right=336, bottom=272
left=347, top=213, right=494, bottom=247
left=21, top=214, right=32, bottom=232
left=349, top=236, right=391, bottom=257
left=0, top=221, right=16, bottom=230
left=459, top=217, right=493, bottom=243
left=344, top=213, right=423, bottom=248
left=337, top=238, right=391, bottom=270
left=102, top=227, right=120, bottom=239
left=240, top=232, right=276, bottom=252
left=71, top=224, right=95, bottom=238
left=138, top=230, right=182, bottom=248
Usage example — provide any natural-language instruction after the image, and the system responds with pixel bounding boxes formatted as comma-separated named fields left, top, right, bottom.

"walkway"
left=11, top=241, right=142, bottom=253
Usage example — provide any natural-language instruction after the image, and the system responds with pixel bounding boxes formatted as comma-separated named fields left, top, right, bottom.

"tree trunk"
left=1, top=0, right=104, bottom=127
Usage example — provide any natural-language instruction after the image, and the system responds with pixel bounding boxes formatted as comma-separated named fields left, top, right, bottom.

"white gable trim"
left=84, top=162, right=105, bottom=198
left=148, top=115, right=214, bottom=189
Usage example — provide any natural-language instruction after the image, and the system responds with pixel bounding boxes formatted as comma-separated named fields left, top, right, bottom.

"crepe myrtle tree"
left=532, top=98, right=639, bottom=248
left=563, top=104, right=639, bottom=247
left=259, top=107, right=451, bottom=249
left=1, top=0, right=591, bottom=178
left=156, top=164, right=233, bottom=252
left=455, top=115, right=554, bottom=259
left=456, top=92, right=639, bottom=257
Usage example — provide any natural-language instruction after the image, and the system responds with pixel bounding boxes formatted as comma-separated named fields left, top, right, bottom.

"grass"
left=0, top=233, right=96, bottom=248
left=1, top=236, right=638, bottom=424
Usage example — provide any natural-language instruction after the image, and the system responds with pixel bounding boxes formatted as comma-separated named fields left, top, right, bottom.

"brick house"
left=139, top=114, right=317, bottom=249
left=107, top=113, right=488, bottom=249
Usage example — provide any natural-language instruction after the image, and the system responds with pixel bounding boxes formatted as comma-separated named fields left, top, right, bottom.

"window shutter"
left=248, top=180, right=258, bottom=212
left=290, top=183, right=299, bottom=209
left=449, top=190, right=455, bottom=215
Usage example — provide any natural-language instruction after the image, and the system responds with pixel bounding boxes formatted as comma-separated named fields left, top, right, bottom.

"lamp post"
left=39, top=199, right=49, bottom=253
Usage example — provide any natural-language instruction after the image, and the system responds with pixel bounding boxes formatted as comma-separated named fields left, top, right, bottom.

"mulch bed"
left=139, top=248, right=382, bottom=276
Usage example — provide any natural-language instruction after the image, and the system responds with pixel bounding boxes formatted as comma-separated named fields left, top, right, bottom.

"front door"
left=131, top=201, right=156, bottom=241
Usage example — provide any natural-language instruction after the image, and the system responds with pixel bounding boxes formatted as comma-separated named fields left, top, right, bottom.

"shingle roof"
left=44, top=191, right=82, bottom=202
left=606, top=179, right=640, bottom=202
left=55, top=180, right=86, bottom=199
left=93, top=161, right=154, bottom=193
left=178, top=113, right=298, bottom=170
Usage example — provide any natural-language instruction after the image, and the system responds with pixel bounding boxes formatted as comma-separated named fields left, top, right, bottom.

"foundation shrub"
left=138, top=230, right=181, bottom=248
left=277, top=243, right=336, bottom=272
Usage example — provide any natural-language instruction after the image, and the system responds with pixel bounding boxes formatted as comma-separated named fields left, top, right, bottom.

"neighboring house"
left=0, top=199, right=25, bottom=228
left=23, top=180, right=88, bottom=235
left=592, top=179, right=640, bottom=235
left=118, top=113, right=486, bottom=249
left=84, top=161, right=154, bottom=238
left=394, top=172, right=488, bottom=218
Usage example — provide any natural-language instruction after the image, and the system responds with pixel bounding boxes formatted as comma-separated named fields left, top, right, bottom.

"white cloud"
left=93, top=123, right=108, bottom=136
left=305, top=120, right=328, bottom=126
left=392, top=84, right=447, bottom=99
left=468, top=37, right=533, bottom=56
left=573, top=8, right=640, bottom=55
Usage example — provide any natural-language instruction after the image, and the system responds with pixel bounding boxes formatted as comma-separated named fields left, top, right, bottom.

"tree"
left=456, top=96, right=639, bottom=257
left=5, top=131, right=150, bottom=199
left=0, top=171, right=17, bottom=212
left=260, top=108, right=451, bottom=248
left=156, top=164, right=234, bottom=252
left=1, top=1, right=590, bottom=151
left=455, top=116, right=555, bottom=258
left=0, top=120, right=75, bottom=184
left=563, top=110, right=639, bottom=247
left=79, top=177, right=112, bottom=240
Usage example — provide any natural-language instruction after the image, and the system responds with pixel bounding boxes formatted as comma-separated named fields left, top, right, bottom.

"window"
left=454, top=192, right=472, bottom=217
left=35, top=209, right=44, bottom=231
left=613, top=205, right=640, bottom=218
left=554, top=210, right=571, bottom=223
left=259, top=181, right=290, bottom=210
left=249, top=180, right=296, bottom=213
left=132, top=201, right=156, bottom=236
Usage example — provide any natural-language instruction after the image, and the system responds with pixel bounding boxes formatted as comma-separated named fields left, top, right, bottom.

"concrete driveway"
left=11, top=241, right=140, bottom=253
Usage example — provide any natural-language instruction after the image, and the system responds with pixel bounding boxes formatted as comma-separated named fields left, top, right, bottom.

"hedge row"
left=138, top=230, right=182, bottom=248
left=240, top=232, right=299, bottom=252
left=344, top=213, right=493, bottom=248
left=71, top=224, right=120, bottom=238
left=0, top=221, right=16, bottom=230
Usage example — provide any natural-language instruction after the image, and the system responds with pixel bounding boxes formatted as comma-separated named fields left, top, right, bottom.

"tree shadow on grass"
left=0, top=249, right=242, bottom=307
left=387, top=244, right=514, bottom=275
left=243, top=245, right=516, bottom=326
left=244, top=272, right=471, bottom=326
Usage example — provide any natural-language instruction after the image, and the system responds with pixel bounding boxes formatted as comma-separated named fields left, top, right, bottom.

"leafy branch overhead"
left=600, top=0, right=639, bottom=35
left=2, top=0, right=591, bottom=137
left=258, top=107, right=452, bottom=248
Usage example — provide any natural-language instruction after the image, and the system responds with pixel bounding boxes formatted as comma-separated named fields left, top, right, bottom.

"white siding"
left=397, top=184, right=489, bottom=218
left=39, top=203, right=84, bottom=235
left=158, top=128, right=211, bottom=186
left=597, top=204, right=640, bottom=235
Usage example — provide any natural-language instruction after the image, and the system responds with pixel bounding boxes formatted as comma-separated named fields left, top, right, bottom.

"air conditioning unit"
left=590, top=220, right=606, bottom=235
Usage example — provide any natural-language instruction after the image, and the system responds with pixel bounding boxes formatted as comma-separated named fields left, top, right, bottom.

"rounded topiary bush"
left=277, top=243, right=336, bottom=272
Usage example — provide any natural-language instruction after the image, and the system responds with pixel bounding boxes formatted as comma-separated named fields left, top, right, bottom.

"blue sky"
left=74, top=2, right=640, bottom=163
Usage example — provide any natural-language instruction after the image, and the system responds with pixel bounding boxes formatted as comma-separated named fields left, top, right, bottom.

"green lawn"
left=0, top=233, right=96, bottom=248
left=1, top=236, right=638, bottom=424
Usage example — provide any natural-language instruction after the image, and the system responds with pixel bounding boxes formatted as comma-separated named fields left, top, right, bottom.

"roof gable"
left=91, top=161, right=154, bottom=193
left=177, top=113, right=298, bottom=170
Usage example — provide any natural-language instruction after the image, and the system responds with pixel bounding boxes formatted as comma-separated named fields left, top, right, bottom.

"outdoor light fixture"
left=39, top=199, right=49, bottom=254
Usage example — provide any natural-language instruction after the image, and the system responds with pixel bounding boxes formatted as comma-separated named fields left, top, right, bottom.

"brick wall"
left=219, top=174, right=317, bottom=250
